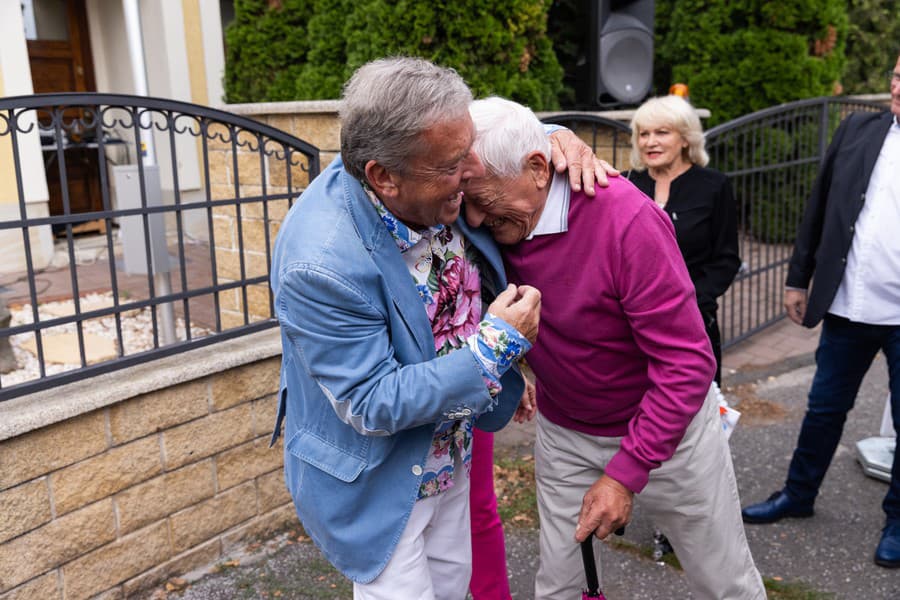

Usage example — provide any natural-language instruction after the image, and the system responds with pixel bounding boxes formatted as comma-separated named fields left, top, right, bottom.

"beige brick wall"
left=208, top=107, right=340, bottom=329
left=0, top=356, right=295, bottom=599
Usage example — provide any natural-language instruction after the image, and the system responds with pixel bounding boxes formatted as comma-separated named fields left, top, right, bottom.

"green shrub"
left=658, top=1, right=848, bottom=125
left=224, top=0, right=564, bottom=110
left=223, top=0, right=314, bottom=104
left=843, top=0, right=900, bottom=94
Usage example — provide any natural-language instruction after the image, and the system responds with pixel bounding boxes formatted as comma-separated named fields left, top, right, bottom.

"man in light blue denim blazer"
left=270, top=58, right=544, bottom=598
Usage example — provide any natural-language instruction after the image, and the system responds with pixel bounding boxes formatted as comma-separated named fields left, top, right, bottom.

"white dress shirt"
left=526, top=170, right=570, bottom=239
left=830, top=117, right=900, bottom=324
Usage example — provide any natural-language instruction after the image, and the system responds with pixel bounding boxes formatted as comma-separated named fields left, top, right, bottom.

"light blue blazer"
left=270, top=157, right=522, bottom=583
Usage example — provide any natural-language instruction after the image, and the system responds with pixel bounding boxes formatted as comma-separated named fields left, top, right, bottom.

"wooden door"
left=26, top=0, right=102, bottom=220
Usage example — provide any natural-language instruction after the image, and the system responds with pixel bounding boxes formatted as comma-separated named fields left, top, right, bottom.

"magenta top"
left=502, top=177, right=716, bottom=493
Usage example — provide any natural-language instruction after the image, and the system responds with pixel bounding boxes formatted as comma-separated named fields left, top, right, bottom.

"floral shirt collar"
left=364, top=187, right=444, bottom=253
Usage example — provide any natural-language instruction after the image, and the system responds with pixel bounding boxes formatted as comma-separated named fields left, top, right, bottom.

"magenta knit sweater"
left=502, top=177, right=716, bottom=493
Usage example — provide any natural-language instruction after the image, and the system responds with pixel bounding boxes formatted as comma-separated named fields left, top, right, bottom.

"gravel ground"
left=137, top=356, right=900, bottom=600
left=2, top=292, right=206, bottom=387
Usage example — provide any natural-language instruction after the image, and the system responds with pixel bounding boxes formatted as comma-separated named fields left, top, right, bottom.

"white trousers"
left=534, top=386, right=766, bottom=600
left=353, top=472, right=472, bottom=600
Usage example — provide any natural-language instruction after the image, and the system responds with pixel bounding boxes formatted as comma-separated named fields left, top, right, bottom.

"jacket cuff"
left=466, top=313, right=532, bottom=397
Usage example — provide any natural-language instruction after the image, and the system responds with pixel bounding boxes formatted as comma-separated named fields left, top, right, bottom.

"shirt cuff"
left=466, top=313, right=532, bottom=397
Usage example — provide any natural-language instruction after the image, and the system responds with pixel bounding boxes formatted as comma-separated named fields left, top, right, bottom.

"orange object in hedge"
left=669, top=83, right=689, bottom=98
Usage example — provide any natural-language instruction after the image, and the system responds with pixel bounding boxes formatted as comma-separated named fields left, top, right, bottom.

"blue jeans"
left=784, top=315, right=900, bottom=524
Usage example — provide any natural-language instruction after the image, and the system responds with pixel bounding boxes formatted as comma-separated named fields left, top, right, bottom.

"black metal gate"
left=0, top=93, right=319, bottom=401
left=705, top=98, right=886, bottom=347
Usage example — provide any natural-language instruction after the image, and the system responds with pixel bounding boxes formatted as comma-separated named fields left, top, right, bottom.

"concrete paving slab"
left=19, top=331, right=117, bottom=365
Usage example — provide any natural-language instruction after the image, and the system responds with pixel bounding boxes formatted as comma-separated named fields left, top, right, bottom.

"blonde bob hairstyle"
left=629, top=95, right=709, bottom=170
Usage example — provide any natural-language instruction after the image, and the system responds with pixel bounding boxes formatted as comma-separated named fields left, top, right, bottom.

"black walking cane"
left=580, top=526, right=623, bottom=599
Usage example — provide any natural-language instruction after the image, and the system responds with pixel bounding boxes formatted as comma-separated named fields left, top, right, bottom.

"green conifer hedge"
left=224, top=0, right=563, bottom=110
left=657, top=0, right=848, bottom=126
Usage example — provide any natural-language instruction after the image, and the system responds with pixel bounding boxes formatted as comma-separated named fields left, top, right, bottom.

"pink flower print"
left=432, top=437, right=451, bottom=458
left=437, top=469, right=454, bottom=492
left=431, top=256, right=482, bottom=351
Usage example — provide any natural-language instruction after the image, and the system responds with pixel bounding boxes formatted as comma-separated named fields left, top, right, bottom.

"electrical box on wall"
left=112, top=164, right=171, bottom=276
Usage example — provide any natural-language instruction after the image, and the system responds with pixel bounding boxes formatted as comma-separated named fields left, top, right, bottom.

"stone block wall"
left=208, top=101, right=342, bottom=330
left=0, top=350, right=292, bottom=600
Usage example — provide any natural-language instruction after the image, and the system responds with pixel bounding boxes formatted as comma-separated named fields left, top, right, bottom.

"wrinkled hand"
left=784, top=289, right=808, bottom=325
left=513, top=376, right=536, bottom=423
left=488, top=284, right=541, bottom=344
left=549, top=130, right=620, bottom=196
left=574, top=474, right=634, bottom=543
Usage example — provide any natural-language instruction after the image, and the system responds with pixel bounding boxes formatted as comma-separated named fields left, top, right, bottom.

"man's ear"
left=364, top=160, right=399, bottom=200
left=526, top=151, right=551, bottom=189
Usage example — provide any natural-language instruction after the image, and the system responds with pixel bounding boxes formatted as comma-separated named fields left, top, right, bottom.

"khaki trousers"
left=534, top=387, right=765, bottom=600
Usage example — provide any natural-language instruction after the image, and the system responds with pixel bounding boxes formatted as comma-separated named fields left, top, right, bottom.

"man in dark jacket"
left=741, top=52, right=900, bottom=569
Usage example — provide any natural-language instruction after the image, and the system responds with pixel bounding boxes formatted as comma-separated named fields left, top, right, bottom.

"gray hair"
left=629, top=95, right=709, bottom=170
left=339, top=57, right=474, bottom=181
left=469, top=96, right=551, bottom=179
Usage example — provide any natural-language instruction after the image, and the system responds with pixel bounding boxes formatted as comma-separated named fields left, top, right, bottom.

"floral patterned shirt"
left=365, top=189, right=530, bottom=499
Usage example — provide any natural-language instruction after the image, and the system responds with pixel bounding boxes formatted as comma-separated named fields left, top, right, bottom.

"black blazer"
left=628, top=165, right=741, bottom=315
left=787, top=110, right=894, bottom=327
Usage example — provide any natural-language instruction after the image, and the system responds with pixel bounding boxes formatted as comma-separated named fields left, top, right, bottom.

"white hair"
left=469, top=96, right=551, bottom=179
left=629, top=95, right=709, bottom=169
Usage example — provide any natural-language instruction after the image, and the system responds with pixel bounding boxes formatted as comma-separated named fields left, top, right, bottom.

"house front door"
left=24, top=0, right=103, bottom=221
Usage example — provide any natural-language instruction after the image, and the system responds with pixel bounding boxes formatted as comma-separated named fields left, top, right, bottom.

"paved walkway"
left=722, top=317, right=821, bottom=374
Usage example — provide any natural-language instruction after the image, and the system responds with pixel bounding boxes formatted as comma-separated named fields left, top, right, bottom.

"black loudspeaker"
left=591, top=0, right=654, bottom=106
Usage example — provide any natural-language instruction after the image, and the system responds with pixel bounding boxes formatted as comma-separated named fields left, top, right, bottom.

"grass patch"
left=608, top=537, right=682, bottom=569
left=494, top=453, right=539, bottom=528
left=763, top=578, right=836, bottom=599
left=608, top=539, right=832, bottom=599
left=228, top=549, right=351, bottom=599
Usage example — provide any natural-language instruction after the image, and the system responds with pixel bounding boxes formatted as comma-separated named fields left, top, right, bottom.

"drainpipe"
left=122, top=0, right=176, bottom=346
left=123, top=0, right=157, bottom=166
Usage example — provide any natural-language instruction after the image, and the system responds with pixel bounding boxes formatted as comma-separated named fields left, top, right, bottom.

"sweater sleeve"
left=604, top=203, right=717, bottom=493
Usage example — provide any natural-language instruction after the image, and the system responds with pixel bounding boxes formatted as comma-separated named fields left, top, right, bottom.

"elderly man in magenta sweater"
left=463, top=97, right=765, bottom=600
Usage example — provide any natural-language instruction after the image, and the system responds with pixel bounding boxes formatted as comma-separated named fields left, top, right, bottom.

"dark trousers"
left=784, top=315, right=900, bottom=524
left=705, top=312, right=722, bottom=386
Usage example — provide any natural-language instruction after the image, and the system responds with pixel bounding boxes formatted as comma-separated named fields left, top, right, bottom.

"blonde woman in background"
left=627, top=95, right=740, bottom=385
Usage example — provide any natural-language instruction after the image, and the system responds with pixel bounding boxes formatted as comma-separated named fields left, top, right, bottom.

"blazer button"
left=461, top=408, right=472, bottom=416
left=841, top=257, right=847, bottom=264
left=412, top=465, right=423, bottom=476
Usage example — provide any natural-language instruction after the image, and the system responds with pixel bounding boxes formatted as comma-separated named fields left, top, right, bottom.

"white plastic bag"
left=712, top=381, right=741, bottom=439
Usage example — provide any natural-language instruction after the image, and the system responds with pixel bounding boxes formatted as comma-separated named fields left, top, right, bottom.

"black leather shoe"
left=875, top=524, right=900, bottom=568
left=741, top=491, right=814, bottom=524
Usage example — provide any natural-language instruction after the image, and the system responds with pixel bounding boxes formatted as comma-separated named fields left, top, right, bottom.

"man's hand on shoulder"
left=549, top=130, right=619, bottom=196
